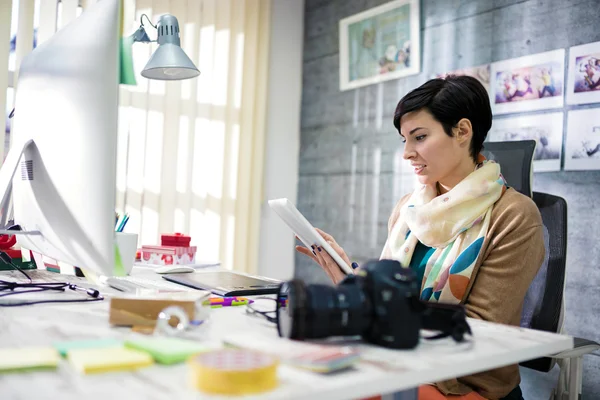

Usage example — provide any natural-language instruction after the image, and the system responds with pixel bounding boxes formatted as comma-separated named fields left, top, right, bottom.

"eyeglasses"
left=0, top=279, right=104, bottom=306
left=245, top=297, right=278, bottom=324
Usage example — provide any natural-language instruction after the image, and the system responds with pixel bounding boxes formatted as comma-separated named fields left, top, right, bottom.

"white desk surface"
left=0, top=268, right=573, bottom=400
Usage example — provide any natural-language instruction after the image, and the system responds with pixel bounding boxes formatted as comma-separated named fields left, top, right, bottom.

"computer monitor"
left=0, top=0, right=120, bottom=277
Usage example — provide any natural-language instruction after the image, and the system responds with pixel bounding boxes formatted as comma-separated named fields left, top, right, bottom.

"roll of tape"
left=189, top=349, right=278, bottom=395
left=156, top=306, right=189, bottom=336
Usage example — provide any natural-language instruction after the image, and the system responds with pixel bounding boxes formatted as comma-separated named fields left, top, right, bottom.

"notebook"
left=124, top=337, right=222, bottom=364
left=67, top=347, right=153, bottom=374
left=223, top=333, right=360, bottom=373
left=0, top=347, right=60, bottom=373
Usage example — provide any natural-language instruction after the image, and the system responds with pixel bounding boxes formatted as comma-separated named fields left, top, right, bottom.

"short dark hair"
left=393, top=75, right=492, bottom=162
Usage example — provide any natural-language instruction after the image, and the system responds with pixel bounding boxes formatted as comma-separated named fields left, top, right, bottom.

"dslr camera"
left=276, top=259, right=471, bottom=349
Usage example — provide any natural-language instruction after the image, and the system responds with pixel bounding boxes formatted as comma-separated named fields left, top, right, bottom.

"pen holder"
left=115, top=233, right=138, bottom=275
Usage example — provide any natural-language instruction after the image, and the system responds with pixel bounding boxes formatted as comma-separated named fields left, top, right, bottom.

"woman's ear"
left=455, top=118, right=473, bottom=146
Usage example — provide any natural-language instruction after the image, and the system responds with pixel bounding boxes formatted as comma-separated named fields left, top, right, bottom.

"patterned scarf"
left=387, top=155, right=506, bottom=304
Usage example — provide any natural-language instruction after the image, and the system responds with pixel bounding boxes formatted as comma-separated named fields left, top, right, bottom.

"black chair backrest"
left=520, top=191, right=568, bottom=372
left=482, top=140, right=536, bottom=197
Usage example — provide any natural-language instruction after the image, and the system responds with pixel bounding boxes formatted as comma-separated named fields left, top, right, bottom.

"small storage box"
left=141, top=245, right=197, bottom=265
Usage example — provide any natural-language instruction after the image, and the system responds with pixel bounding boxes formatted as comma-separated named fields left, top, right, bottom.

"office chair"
left=483, top=140, right=599, bottom=398
left=481, top=140, right=536, bottom=197
left=520, top=192, right=599, bottom=400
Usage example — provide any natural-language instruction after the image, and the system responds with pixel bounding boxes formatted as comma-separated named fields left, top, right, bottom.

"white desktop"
left=0, top=0, right=119, bottom=277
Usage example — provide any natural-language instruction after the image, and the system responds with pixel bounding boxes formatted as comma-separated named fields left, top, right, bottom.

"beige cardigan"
left=381, top=188, right=545, bottom=399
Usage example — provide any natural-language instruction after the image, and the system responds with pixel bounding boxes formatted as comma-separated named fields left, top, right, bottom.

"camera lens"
left=277, top=278, right=372, bottom=340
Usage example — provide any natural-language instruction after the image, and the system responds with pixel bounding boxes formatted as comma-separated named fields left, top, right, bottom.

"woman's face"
left=399, top=109, right=472, bottom=187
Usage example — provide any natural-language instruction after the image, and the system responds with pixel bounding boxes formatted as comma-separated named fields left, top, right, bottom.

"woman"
left=296, top=76, right=545, bottom=400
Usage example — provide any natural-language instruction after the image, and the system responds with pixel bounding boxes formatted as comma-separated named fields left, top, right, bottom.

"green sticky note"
left=53, top=338, right=123, bottom=357
left=124, top=337, right=217, bottom=365
left=0, top=347, right=60, bottom=373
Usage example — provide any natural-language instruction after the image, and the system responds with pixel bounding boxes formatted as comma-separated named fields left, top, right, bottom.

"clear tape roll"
left=155, top=306, right=189, bottom=335
left=188, top=349, right=278, bottom=395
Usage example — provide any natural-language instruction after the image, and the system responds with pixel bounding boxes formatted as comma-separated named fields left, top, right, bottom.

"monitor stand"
left=0, top=138, right=41, bottom=236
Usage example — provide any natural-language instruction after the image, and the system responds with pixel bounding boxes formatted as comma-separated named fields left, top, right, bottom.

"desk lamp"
left=130, top=14, right=199, bottom=80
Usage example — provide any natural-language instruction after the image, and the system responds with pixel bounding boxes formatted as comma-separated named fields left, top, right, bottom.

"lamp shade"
left=141, top=14, right=199, bottom=81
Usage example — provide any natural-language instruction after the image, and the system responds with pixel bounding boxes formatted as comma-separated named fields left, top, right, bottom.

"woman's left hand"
left=295, top=228, right=353, bottom=284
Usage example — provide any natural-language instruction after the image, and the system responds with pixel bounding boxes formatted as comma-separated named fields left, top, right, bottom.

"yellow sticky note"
left=67, top=347, right=153, bottom=374
left=0, top=347, right=60, bottom=373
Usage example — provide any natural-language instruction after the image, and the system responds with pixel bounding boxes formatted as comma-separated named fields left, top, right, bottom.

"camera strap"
left=419, top=302, right=472, bottom=343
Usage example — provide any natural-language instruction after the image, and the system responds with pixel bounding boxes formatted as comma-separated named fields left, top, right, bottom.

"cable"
left=0, top=249, right=104, bottom=306
left=0, top=298, right=104, bottom=307
left=140, top=14, right=156, bottom=29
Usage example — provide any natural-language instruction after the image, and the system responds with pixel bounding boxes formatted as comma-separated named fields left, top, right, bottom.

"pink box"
left=141, top=245, right=197, bottom=265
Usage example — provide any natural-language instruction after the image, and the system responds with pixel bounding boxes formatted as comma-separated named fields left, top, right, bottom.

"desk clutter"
left=108, top=291, right=211, bottom=329
left=0, top=285, right=363, bottom=396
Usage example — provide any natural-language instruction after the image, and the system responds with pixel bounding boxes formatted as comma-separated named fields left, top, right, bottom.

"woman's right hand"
left=295, top=228, right=353, bottom=285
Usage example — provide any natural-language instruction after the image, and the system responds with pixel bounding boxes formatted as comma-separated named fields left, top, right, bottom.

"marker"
left=203, top=297, right=253, bottom=308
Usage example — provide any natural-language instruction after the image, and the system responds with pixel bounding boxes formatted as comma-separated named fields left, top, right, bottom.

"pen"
left=203, top=297, right=254, bottom=308
left=119, top=215, right=129, bottom=232
left=116, top=213, right=130, bottom=232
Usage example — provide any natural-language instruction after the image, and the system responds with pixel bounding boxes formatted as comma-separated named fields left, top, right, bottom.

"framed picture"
left=339, top=0, right=420, bottom=91
left=490, top=49, right=565, bottom=115
left=436, top=63, right=491, bottom=96
left=488, top=112, right=564, bottom=172
left=564, top=108, right=600, bottom=170
left=566, top=41, right=600, bottom=105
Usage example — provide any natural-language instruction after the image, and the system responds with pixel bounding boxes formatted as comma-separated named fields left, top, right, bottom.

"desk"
left=0, top=269, right=573, bottom=400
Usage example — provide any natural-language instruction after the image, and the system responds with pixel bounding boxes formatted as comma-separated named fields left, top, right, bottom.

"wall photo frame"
left=488, top=112, right=564, bottom=172
left=565, top=108, right=600, bottom=171
left=490, top=49, right=565, bottom=115
left=339, top=0, right=420, bottom=91
left=566, top=41, right=600, bottom=105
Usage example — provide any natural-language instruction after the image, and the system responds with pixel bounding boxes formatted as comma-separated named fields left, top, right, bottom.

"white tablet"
left=268, top=198, right=353, bottom=275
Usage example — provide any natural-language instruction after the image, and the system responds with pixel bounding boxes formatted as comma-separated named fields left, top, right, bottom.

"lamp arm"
left=130, top=14, right=158, bottom=44
left=130, top=26, right=152, bottom=44
left=140, top=14, right=156, bottom=29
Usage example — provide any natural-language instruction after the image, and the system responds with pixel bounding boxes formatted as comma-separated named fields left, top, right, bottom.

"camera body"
left=278, top=259, right=432, bottom=349
left=352, top=259, right=422, bottom=349
left=276, top=259, right=470, bottom=349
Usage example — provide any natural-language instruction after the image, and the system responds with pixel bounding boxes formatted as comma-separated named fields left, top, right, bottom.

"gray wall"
left=298, top=0, right=600, bottom=397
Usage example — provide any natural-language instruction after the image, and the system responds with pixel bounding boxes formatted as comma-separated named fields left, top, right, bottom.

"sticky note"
left=0, top=347, right=60, bottom=373
left=67, top=347, right=153, bottom=374
left=53, top=338, right=123, bottom=357
left=125, top=337, right=220, bottom=365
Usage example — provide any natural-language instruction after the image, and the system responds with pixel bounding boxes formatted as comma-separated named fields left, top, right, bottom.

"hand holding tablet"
left=268, top=198, right=354, bottom=279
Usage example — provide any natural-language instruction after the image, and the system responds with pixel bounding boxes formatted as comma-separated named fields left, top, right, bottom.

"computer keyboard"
left=102, top=276, right=191, bottom=293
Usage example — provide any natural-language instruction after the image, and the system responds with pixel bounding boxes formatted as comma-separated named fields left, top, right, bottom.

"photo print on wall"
left=567, top=41, right=600, bottom=105
left=490, top=49, right=565, bottom=115
left=339, top=0, right=420, bottom=91
left=488, top=112, right=564, bottom=172
left=436, top=64, right=491, bottom=95
left=565, top=108, right=600, bottom=171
